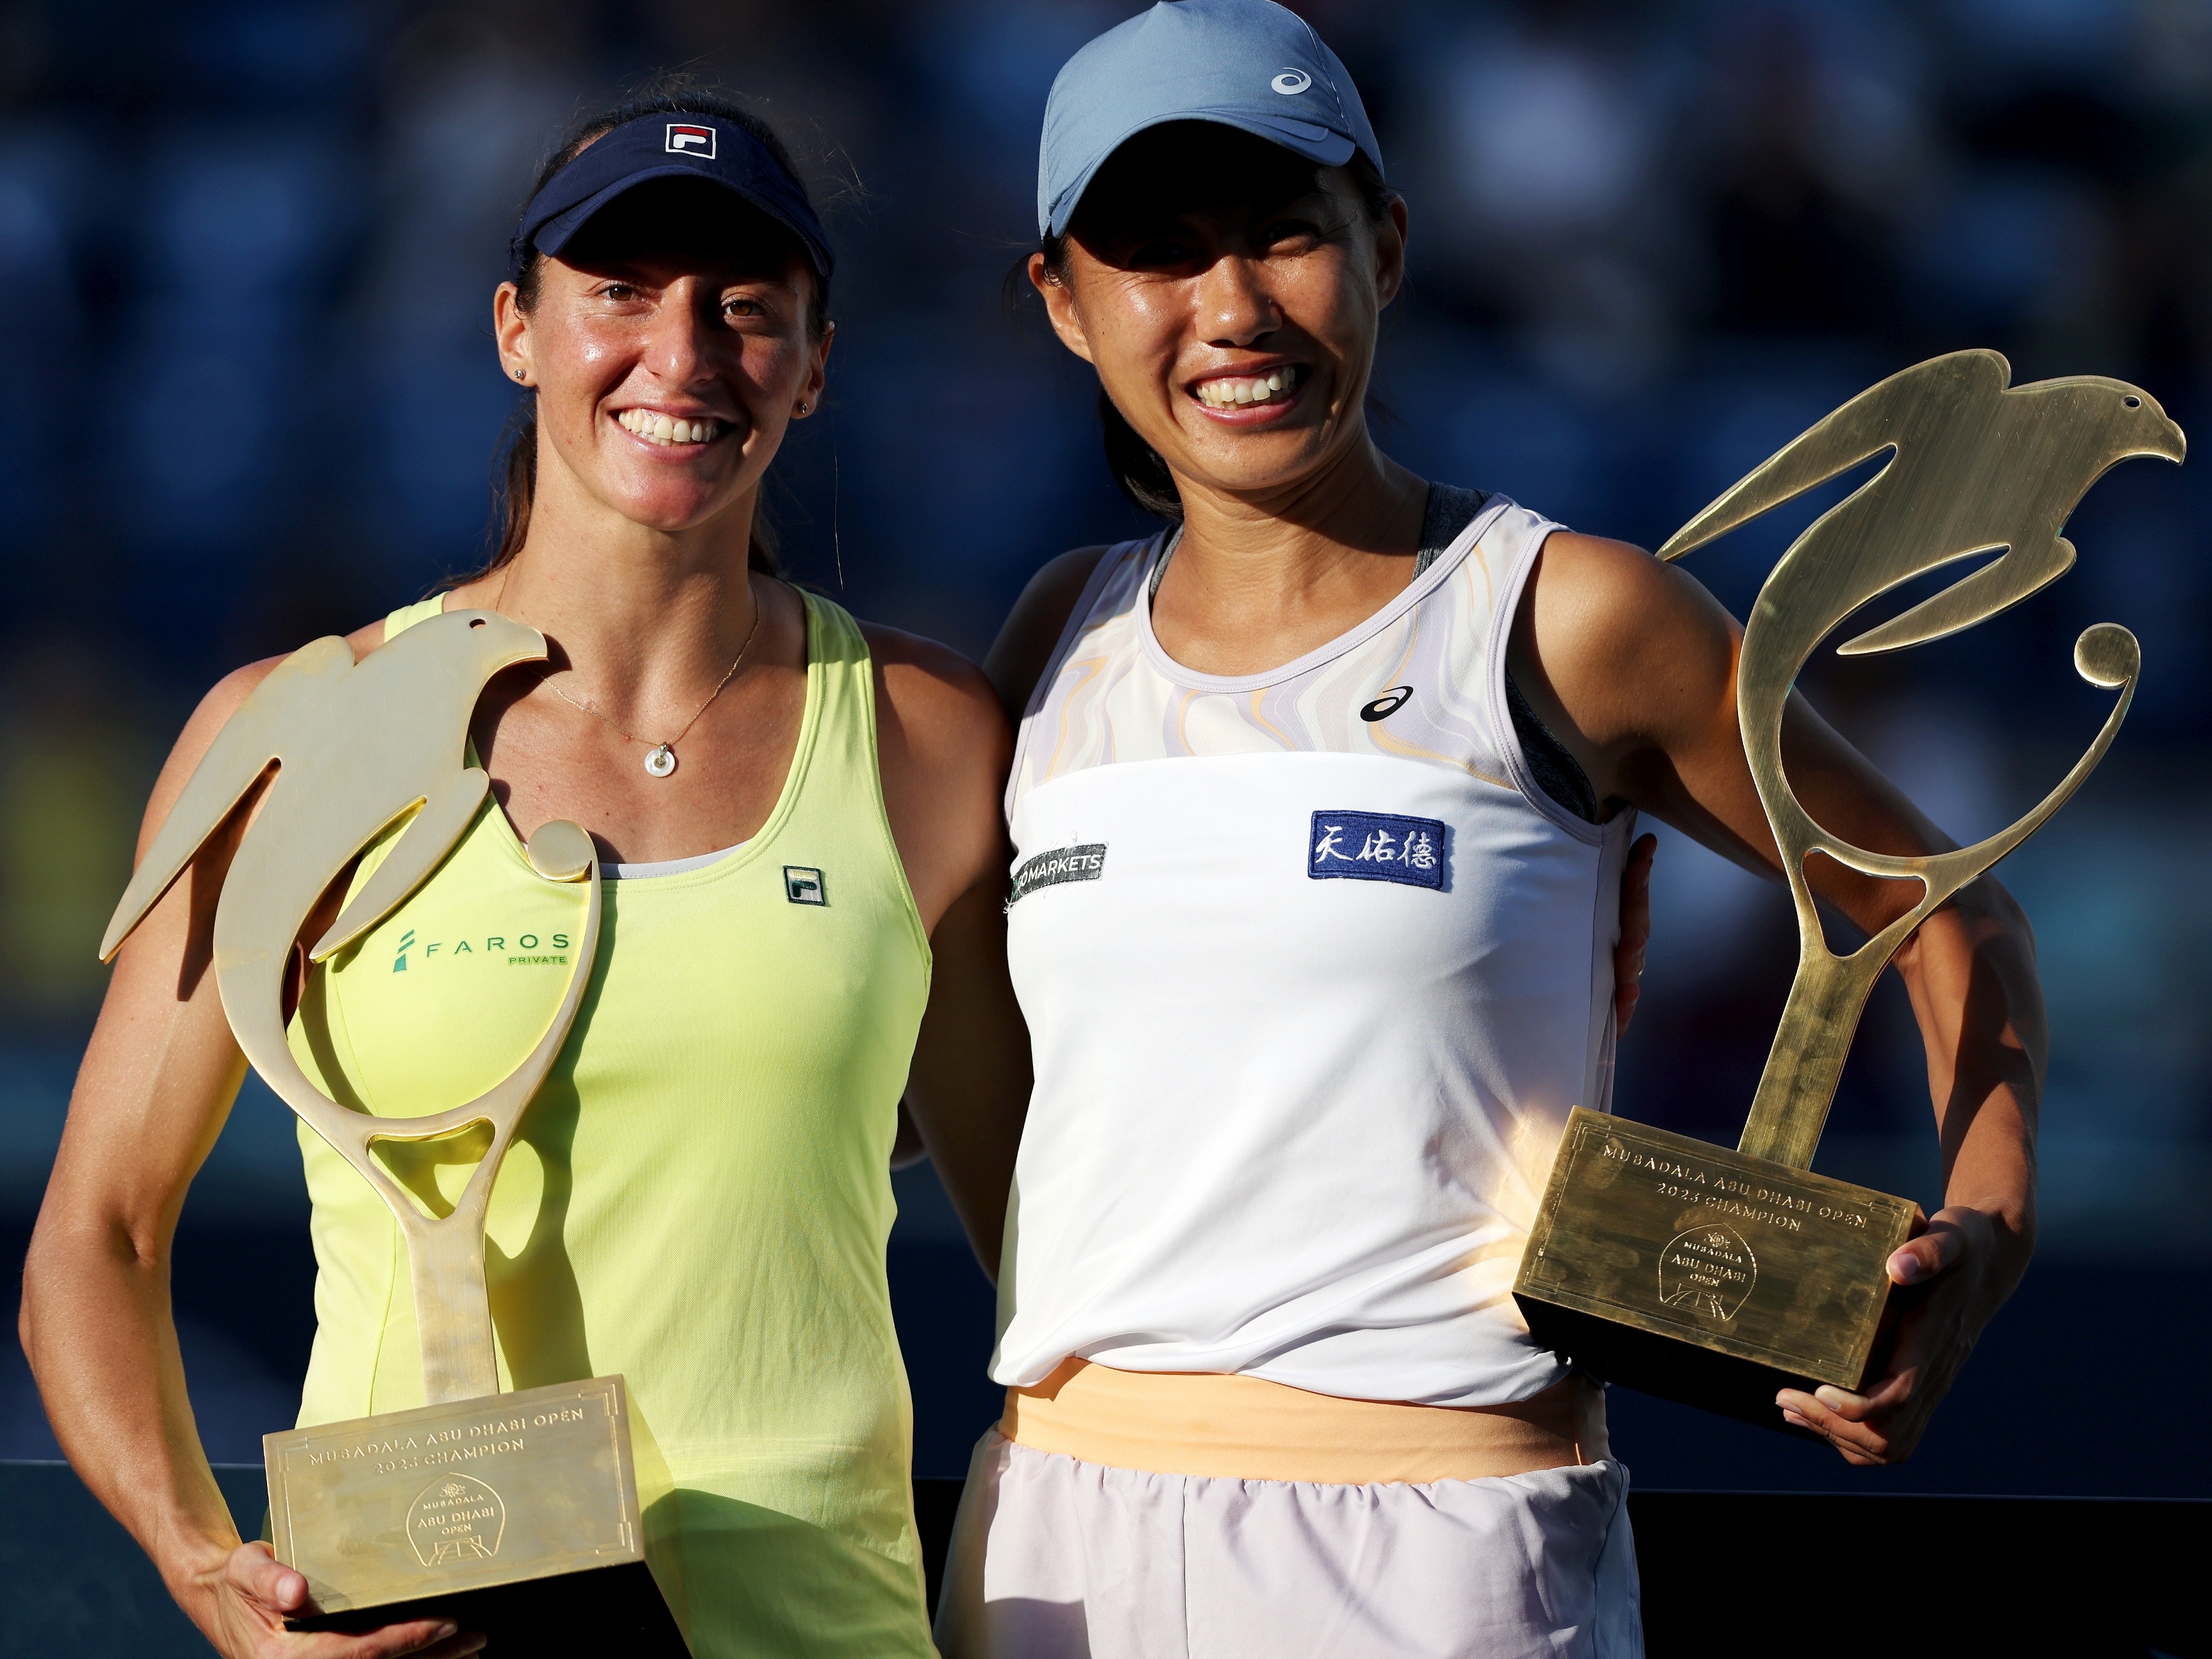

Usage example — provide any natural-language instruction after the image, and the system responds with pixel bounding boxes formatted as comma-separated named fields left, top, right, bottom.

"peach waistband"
left=1000, top=1359, right=1609, bottom=1485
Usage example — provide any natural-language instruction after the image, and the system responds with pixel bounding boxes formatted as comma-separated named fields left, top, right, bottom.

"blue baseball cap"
left=513, top=111, right=833, bottom=283
left=1038, top=0, right=1383, bottom=239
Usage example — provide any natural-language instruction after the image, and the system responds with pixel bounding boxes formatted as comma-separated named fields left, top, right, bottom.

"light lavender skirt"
left=934, top=1429, right=1644, bottom=1659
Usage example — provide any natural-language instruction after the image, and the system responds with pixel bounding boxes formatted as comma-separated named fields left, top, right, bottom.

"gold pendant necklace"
left=542, top=589, right=764, bottom=779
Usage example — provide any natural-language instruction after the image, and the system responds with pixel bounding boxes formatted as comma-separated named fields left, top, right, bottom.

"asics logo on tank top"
left=1271, top=69, right=1312, bottom=94
left=1309, top=811, right=1445, bottom=889
left=1359, top=685, right=1413, bottom=722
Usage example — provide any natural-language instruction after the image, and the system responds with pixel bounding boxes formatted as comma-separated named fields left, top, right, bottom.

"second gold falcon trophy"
left=100, top=613, right=690, bottom=1650
left=1514, top=350, right=2180, bottom=1425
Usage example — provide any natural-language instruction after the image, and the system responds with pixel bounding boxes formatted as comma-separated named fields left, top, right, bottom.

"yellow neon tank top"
left=284, top=590, right=934, bottom=1658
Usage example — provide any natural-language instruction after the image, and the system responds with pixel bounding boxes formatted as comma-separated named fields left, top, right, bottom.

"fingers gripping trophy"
left=100, top=611, right=690, bottom=1650
left=1515, top=350, right=2182, bottom=1425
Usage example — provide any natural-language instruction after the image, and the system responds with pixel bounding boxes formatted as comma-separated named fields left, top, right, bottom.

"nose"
left=1194, top=253, right=1280, bottom=348
left=641, top=277, right=718, bottom=389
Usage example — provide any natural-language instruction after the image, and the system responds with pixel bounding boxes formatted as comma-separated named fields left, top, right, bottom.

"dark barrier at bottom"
left=2, top=1464, right=2200, bottom=1657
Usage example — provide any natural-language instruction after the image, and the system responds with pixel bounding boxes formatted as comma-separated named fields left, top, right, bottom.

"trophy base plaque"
left=288, top=1560, right=683, bottom=1650
left=266, top=1375, right=687, bottom=1654
left=1514, top=1109, right=1916, bottom=1431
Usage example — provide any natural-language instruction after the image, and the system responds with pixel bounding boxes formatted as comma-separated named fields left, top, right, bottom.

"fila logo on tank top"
left=996, top=496, right=1640, bottom=1410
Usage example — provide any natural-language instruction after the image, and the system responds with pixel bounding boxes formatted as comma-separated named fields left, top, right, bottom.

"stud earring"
left=513, top=367, right=525, bottom=381
left=796, top=400, right=811, bottom=415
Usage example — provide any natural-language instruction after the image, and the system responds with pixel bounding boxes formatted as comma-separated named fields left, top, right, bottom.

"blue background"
left=0, top=0, right=2205, bottom=1497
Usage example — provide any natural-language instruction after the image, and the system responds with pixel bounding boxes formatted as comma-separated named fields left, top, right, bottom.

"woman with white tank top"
left=937, top=5, right=2051, bottom=1657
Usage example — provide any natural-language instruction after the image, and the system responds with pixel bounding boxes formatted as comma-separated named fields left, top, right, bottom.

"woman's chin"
left=602, top=477, right=745, bottom=537
left=1176, top=427, right=1338, bottom=496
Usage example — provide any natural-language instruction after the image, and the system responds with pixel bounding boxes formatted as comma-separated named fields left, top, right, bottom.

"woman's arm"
left=1510, top=532, right=2045, bottom=1463
left=21, top=660, right=479, bottom=1659
left=903, top=877, right=1031, bottom=1277
left=869, top=625, right=1031, bottom=1278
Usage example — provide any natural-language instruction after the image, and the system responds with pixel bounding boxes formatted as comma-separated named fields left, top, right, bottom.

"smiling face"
left=495, top=178, right=830, bottom=540
left=1034, top=123, right=1405, bottom=506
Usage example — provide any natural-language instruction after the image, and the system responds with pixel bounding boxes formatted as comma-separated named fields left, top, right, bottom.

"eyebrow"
left=577, top=258, right=799, bottom=287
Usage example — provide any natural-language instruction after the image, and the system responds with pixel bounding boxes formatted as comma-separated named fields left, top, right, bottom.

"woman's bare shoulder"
left=1518, top=529, right=1743, bottom=760
left=857, top=622, right=1012, bottom=922
left=860, top=622, right=1009, bottom=760
left=1529, top=531, right=1732, bottom=664
left=984, top=544, right=1119, bottom=719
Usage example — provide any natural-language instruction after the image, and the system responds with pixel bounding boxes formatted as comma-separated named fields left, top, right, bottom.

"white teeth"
left=1196, top=367, right=1300, bottom=409
left=619, top=409, right=719, bottom=445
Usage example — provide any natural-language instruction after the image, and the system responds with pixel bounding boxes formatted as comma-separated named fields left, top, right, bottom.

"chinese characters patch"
left=1307, top=810, right=1446, bottom=889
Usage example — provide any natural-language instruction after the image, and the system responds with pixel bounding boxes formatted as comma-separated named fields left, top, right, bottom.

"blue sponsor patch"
left=1309, top=810, right=1446, bottom=889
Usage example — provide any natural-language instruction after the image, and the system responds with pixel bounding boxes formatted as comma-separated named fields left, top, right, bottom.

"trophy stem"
left=1737, top=938, right=1887, bottom=1169
left=397, top=1190, right=504, bottom=1404
left=1739, top=620, right=2137, bottom=1173
left=203, top=812, right=601, bottom=1411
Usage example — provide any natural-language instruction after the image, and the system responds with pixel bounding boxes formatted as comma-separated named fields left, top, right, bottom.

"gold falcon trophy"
left=100, top=611, right=689, bottom=1650
left=1514, top=350, right=2181, bottom=1426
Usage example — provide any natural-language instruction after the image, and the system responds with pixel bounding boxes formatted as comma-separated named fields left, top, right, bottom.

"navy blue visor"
left=513, top=113, right=833, bottom=283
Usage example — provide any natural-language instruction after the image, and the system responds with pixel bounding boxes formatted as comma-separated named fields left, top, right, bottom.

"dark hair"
left=480, top=90, right=830, bottom=579
left=1034, top=142, right=1399, bottom=521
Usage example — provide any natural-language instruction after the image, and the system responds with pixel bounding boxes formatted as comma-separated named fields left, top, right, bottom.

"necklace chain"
left=543, top=590, right=763, bottom=762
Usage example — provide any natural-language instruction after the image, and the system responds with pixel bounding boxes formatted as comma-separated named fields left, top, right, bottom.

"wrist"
left=1936, top=1194, right=2036, bottom=1285
left=169, top=1534, right=250, bottom=1627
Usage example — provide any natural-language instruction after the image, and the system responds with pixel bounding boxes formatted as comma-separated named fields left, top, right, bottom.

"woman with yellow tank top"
left=22, top=94, right=1029, bottom=1659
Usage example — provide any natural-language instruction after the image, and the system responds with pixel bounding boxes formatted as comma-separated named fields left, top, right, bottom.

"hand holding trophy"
left=1515, top=350, right=2182, bottom=1435
left=100, top=611, right=689, bottom=1651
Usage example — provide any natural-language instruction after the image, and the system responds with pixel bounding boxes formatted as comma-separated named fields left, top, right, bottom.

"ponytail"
left=1094, top=388, right=1183, bottom=520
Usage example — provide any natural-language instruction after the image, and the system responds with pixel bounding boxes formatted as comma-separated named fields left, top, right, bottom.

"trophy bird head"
left=2110, top=381, right=2186, bottom=465
left=2036, top=376, right=2186, bottom=469
left=443, top=609, right=549, bottom=678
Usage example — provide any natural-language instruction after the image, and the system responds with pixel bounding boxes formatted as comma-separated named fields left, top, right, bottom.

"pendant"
left=643, top=744, right=677, bottom=778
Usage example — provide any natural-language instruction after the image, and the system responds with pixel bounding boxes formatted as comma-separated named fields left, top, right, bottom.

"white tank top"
left=993, top=496, right=1638, bottom=1408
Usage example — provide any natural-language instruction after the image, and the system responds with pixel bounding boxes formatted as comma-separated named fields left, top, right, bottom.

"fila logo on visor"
left=666, top=123, right=716, bottom=157
left=1271, top=69, right=1312, bottom=95
left=1309, top=810, right=1445, bottom=890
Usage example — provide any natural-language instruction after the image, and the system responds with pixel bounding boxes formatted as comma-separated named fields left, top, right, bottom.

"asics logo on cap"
left=665, top=122, right=715, bottom=157
left=1271, top=68, right=1312, bottom=95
